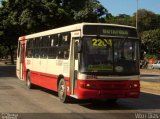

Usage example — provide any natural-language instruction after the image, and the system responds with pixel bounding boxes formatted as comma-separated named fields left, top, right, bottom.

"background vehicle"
left=16, top=23, right=140, bottom=103
left=150, top=61, right=160, bottom=69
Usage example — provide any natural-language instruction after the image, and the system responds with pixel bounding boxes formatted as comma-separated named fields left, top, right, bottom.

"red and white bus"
left=16, top=23, right=140, bottom=103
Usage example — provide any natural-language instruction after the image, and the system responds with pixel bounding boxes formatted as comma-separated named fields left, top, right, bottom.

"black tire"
left=58, top=78, right=69, bottom=103
left=26, top=72, right=34, bottom=89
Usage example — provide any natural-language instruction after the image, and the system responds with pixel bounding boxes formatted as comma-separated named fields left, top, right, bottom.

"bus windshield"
left=80, top=36, right=139, bottom=75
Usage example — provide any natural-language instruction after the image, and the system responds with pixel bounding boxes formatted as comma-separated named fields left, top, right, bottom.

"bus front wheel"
left=26, top=72, right=34, bottom=89
left=58, top=78, right=69, bottom=103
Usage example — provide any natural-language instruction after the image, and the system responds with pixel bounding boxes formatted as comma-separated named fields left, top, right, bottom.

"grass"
left=140, top=81, right=160, bottom=91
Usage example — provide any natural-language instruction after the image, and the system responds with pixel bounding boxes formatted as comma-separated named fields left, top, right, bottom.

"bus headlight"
left=130, top=83, right=139, bottom=88
left=80, top=83, right=96, bottom=89
left=133, top=84, right=138, bottom=88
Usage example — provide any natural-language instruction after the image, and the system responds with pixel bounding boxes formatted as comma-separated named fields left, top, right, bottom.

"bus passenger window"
left=26, top=39, right=33, bottom=58
left=64, top=50, right=69, bottom=59
left=74, top=40, right=79, bottom=60
left=51, top=39, right=54, bottom=47
left=17, top=41, right=20, bottom=57
left=27, top=50, right=32, bottom=58
left=57, top=50, right=64, bottom=59
left=50, top=34, right=58, bottom=47
left=60, top=33, right=71, bottom=46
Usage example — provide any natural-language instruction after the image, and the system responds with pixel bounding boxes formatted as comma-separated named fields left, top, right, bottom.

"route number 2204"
left=92, top=39, right=112, bottom=47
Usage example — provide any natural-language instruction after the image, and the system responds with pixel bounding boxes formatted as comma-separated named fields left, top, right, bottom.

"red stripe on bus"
left=29, top=70, right=70, bottom=92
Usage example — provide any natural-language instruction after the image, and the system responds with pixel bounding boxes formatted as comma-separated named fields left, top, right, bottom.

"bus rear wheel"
left=26, top=72, right=34, bottom=89
left=58, top=78, right=69, bottom=103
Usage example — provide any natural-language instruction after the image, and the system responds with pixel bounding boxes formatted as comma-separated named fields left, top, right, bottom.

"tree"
left=157, top=14, right=160, bottom=28
left=17, top=0, right=108, bottom=33
left=141, top=29, right=160, bottom=54
left=132, top=9, right=158, bottom=33
left=65, top=0, right=108, bottom=22
left=0, top=44, right=8, bottom=59
left=0, top=0, right=108, bottom=64
left=106, top=14, right=133, bottom=26
left=0, top=0, right=20, bottom=64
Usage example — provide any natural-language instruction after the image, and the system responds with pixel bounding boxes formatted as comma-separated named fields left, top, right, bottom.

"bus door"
left=70, top=31, right=80, bottom=95
left=17, top=37, right=26, bottom=80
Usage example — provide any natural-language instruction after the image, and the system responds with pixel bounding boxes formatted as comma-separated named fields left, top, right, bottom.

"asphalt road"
left=0, top=65, right=160, bottom=119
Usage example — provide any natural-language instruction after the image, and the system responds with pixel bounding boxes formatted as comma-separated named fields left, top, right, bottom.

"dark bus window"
left=26, top=39, right=32, bottom=58
left=40, top=48, right=48, bottom=58
left=57, top=46, right=69, bottom=59
left=59, top=33, right=71, bottom=46
left=17, top=41, right=20, bottom=57
left=48, top=34, right=59, bottom=59
left=57, top=33, right=70, bottom=59
left=48, top=47, right=58, bottom=59
left=40, top=36, right=49, bottom=58
left=41, top=36, right=49, bottom=47
left=33, top=37, right=40, bottom=58
left=50, top=34, right=58, bottom=47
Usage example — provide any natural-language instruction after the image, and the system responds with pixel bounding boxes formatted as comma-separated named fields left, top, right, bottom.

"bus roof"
left=19, top=23, right=136, bottom=40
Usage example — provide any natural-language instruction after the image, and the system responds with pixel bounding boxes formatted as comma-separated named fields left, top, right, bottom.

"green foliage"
left=0, top=0, right=108, bottom=63
left=132, top=9, right=158, bottom=32
left=106, top=14, right=133, bottom=26
left=106, top=9, right=159, bottom=33
left=1, top=0, right=108, bottom=33
left=144, top=54, right=159, bottom=60
left=141, top=29, right=160, bottom=54
left=0, top=44, right=8, bottom=58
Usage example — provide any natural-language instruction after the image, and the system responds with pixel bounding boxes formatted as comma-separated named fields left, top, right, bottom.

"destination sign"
left=102, top=29, right=129, bottom=36
left=83, top=25, right=138, bottom=37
